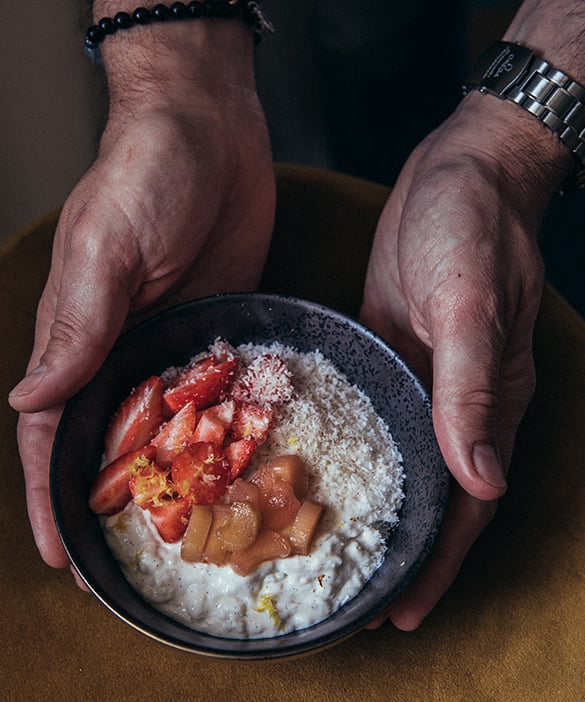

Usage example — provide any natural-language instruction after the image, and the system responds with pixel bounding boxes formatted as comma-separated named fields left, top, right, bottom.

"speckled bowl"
left=50, top=293, right=449, bottom=660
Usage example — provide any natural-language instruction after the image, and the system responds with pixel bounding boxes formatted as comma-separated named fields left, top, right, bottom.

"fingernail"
left=9, top=363, right=46, bottom=397
left=472, top=443, right=507, bottom=489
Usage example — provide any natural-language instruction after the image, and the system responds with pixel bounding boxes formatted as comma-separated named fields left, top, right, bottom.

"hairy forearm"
left=88, top=1, right=257, bottom=113
left=505, top=0, right=585, bottom=79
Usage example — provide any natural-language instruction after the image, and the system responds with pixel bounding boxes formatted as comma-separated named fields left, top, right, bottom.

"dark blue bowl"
left=50, top=293, right=449, bottom=660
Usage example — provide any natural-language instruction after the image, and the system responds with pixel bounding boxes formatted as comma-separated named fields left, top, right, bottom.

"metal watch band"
left=463, top=41, right=585, bottom=189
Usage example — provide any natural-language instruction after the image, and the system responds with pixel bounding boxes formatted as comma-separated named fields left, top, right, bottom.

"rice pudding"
left=99, top=342, right=404, bottom=638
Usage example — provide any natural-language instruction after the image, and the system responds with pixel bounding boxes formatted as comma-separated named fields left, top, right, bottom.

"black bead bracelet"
left=85, top=1, right=273, bottom=63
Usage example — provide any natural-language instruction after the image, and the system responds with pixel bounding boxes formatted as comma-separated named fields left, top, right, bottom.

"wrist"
left=457, top=91, right=573, bottom=202
left=462, top=36, right=585, bottom=192
left=91, top=3, right=257, bottom=112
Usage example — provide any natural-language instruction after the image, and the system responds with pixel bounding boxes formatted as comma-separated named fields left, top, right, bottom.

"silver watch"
left=463, top=41, right=585, bottom=190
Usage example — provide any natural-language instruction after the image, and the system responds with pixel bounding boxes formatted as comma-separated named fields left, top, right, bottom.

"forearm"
left=504, top=0, right=585, bottom=79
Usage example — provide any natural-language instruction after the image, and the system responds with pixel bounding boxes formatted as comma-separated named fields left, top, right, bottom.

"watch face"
left=466, top=41, right=534, bottom=95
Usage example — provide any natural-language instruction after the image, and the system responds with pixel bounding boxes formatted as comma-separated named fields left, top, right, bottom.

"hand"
left=9, top=22, right=275, bottom=570
left=360, top=91, right=571, bottom=630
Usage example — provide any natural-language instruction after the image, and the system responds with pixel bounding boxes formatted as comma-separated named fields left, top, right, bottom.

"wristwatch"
left=463, top=41, right=585, bottom=190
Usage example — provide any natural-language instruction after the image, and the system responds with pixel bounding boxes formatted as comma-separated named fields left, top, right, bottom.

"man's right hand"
left=9, top=17, right=275, bottom=571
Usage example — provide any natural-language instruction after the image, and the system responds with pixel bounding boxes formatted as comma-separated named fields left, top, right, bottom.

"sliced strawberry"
left=89, top=445, right=157, bottom=515
left=147, top=496, right=192, bottom=543
left=224, top=437, right=257, bottom=482
left=150, top=401, right=197, bottom=469
left=191, top=411, right=228, bottom=445
left=231, top=402, right=273, bottom=444
left=203, top=399, right=236, bottom=427
left=163, top=357, right=239, bottom=414
left=232, top=353, right=293, bottom=406
left=104, top=376, right=164, bottom=463
left=171, top=442, right=229, bottom=504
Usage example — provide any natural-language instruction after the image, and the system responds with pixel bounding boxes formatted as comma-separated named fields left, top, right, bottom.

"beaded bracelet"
left=84, top=1, right=273, bottom=63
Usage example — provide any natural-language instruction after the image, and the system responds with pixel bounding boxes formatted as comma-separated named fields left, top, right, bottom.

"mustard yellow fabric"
left=1, top=165, right=584, bottom=701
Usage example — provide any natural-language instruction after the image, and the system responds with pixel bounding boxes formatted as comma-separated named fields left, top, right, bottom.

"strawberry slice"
left=147, top=496, right=192, bottom=543
left=163, top=356, right=239, bottom=414
left=104, top=376, right=164, bottom=463
left=231, top=352, right=293, bottom=406
left=203, top=399, right=236, bottom=427
left=224, top=437, right=257, bottom=482
left=192, top=410, right=228, bottom=445
left=89, top=445, right=157, bottom=515
left=150, top=401, right=197, bottom=469
left=171, top=442, right=229, bottom=504
left=231, top=402, right=273, bottom=444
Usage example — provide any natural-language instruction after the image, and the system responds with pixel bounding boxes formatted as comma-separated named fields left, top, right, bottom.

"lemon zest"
left=129, top=458, right=173, bottom=507
left=254, top=594, right=281, bottom=629
left=287, top=435, right=299, bottom=450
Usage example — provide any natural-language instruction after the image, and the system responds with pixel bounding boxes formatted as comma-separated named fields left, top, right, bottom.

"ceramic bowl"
left=50, top=293, right=449, bottom=660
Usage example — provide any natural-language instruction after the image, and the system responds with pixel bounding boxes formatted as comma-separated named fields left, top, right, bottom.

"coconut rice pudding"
left=97, top=341, right=404, bottom=639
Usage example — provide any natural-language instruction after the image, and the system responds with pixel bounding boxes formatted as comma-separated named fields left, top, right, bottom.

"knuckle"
left=452, top=384, right=500, bottom=416
left=48, top=313, right=109, bottom=359
left=49, top=316, right=83, bottom=350
left=439, top=384, right=500, bottom=437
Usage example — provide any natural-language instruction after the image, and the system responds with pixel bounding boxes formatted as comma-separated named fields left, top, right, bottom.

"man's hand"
left=361, top=90, right=571, bottom=630
left=9, top=20, right=275, bottom=570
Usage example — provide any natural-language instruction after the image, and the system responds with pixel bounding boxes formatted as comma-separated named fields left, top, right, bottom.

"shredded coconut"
left=231, top=353, right=294, bottom=407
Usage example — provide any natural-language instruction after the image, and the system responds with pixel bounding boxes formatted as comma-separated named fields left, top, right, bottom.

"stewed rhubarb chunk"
left=289, top=501, right=324, bottom=555
left=255, top=476, right=301, bottom=533
left=216, top=501, right=261, bottom=552
left=229, top=531, right=292, bottom=577
left=202, top=505, right=232, bottom=566
left=181, top=505, right=213, bottom=562
left=264, top=454, right=309, bottom=499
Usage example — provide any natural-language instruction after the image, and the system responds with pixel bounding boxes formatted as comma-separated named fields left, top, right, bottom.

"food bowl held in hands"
left=50, top=293, right=449, bottom=660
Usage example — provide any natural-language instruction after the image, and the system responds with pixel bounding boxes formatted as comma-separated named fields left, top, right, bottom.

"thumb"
left=430, top=318, right=509, bottom=502
left=9, top=263, right=131, bottom=413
